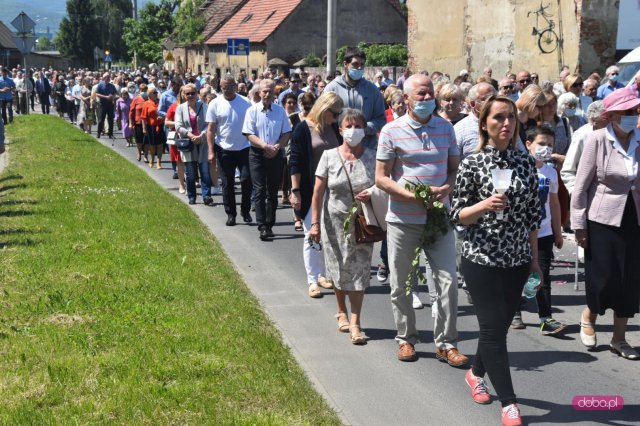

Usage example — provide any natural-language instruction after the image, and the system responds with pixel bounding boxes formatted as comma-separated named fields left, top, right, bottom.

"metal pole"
left=326, top=0, right=337, bottom=77
left=132, top=0, right=138, bottom=69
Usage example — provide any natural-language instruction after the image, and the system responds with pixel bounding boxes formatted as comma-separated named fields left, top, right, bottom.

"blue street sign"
left=104, top=54, right=112, bottom=62
left=227, top=38, right=249, bottom=56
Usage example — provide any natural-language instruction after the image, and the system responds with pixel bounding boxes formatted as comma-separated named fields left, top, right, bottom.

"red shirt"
left=129, top=95, right=145, bottom=124
left=166, top=102, right=178, bottom=131
left=141, top=99, right=163, bottom=132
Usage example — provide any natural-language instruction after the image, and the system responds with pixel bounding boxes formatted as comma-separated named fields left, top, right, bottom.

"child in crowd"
left=520, top=124, right=567, bottom=335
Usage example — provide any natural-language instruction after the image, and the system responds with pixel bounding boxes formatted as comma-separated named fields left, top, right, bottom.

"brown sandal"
left=294, top=219, right=303, bottom=232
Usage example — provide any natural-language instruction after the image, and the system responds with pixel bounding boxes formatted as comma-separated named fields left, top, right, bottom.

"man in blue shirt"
left=242, top=79, right=292, bottom=241
left=596, top=65, right=624, bottom=100
left=95, top=73, right=118, bottom=138
left=0, top=68, right=16, bottom=124
left=159, top=78, right=182, bottom=177
left=277, top=73, right=303, bottom=106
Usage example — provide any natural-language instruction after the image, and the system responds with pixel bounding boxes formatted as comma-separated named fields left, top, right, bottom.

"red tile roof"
left=205, top=0, right=304, bottom=45
left=200, top=0, right=248, bottom=41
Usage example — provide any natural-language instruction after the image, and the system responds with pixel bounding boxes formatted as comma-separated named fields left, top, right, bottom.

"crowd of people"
left=1, top=48, right=639, bottom=426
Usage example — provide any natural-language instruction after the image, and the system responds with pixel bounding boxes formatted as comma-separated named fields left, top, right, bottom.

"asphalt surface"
left=12, top=114, right=640, bottom=425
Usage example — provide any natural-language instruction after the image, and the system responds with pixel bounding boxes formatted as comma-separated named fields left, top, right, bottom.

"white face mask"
left=618, top=115, right=639, bottom=134
left=533, top=145, right=553, bottom=162
left=343, top=128, right=365, bottom=147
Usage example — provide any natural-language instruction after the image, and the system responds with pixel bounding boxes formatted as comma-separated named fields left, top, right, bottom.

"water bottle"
left=523, top=272, right=540, bottom=299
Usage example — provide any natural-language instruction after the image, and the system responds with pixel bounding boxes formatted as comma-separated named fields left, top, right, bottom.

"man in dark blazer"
left=35, top=72, right=51, bottom=114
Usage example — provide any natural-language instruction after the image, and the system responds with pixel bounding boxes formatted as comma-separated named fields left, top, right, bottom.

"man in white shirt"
left=242, top=79, right=292, bottom=240
left=206, top=74, right=253, bottom=227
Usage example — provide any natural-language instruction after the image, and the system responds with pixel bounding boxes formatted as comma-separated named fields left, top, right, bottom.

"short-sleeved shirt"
left=242, top=101, right=292, bottom=145
left=536, top=163, right=559, bottom=238
left=377, top=113, right=459, bottom=224
left=596, top=81, right=624, bottom=100
left=454, top=113, right=480, bottom=159
left=96, top=81, right=117, bottom=105
left=0, top=76, right=15, bottom=101
left=141, top=100, right=161, bottom=132
left=206, top=94, right=251, bottom=151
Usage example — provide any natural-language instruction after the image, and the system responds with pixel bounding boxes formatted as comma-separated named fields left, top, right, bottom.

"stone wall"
left=407, top=0, right=616, bottom=81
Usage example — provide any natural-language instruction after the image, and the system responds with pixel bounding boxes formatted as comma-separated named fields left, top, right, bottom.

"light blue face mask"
left=564, top=108, right=576, bottom=117
left=412, top=99, right=436, bottom=119
left=348, top=68, right=364, bottom=81
left=609, top=74, right=619, bottom=82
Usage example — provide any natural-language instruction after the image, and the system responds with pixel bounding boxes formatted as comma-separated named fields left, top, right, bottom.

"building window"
left=241, top=13, right=253, bottom=23
left=264, top=11, right=276, bottom=23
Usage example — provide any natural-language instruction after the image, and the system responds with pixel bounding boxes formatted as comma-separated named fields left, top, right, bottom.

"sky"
left=0, top=0, right=158, bottom=37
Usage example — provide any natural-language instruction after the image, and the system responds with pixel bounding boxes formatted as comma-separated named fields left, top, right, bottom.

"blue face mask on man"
left=411, top=99, right=436, bottom=119
left=609, top=73, right=619, bottom=82
left=348, top=68, right=364, bottom=81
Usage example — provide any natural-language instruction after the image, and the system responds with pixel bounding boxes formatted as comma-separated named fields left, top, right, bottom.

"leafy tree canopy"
left=123, top=0, right=177, bottom=64
left=336, top=43, right=408, bottom=67
left=173, top=0, right=206, bottom=44
left=35, top=35, right=53, bottom=51
left=56, top=0, right=99, bottom=67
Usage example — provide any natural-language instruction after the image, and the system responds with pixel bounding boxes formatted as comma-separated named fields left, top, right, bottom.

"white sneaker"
left=412, top=291, right=423, bottom=309
left=212, top=186, right=221, bottom=195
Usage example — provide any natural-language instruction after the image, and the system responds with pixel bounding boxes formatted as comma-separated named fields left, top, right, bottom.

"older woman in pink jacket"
left=571, top=88, right=640, bottom=360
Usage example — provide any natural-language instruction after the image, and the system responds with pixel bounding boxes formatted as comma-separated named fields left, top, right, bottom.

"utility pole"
left=326, top=0, right=337, bottom=77
left=132, top=0, right=138, bottom=69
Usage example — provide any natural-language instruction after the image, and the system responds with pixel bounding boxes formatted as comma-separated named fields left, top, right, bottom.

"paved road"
left=42, top=117, right=640, bottom=425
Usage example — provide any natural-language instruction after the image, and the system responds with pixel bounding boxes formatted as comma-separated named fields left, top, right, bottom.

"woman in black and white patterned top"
left=450, top=95, right=541, bottom=426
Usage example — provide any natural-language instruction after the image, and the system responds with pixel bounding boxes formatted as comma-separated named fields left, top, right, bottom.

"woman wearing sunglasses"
left=290, top=92, right=343, bottom=299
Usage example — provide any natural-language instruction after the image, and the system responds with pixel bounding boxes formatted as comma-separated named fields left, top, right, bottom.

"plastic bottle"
left=523, top=272, right=541, bottom=298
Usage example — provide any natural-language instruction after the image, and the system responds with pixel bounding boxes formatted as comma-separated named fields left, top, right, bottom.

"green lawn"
left=0, top=115, right=340, bottom=425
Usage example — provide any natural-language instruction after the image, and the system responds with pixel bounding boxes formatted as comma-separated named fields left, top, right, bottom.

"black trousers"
left=462, top=257, right=529, bottom=407
left=39, top=94, right=50, bottom=114
left=1, top=99, right=13, bottom=124
left=249, top=146, right=283, bottom=228
left=97, top=102, right=115, bottom=137
left=215, top=145, right=252, bottom=216
left=535, top=235, right=554, bottom=319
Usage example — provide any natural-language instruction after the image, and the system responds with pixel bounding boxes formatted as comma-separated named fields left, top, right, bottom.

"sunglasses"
left=519, top=79, right=532, bottom=84
left=291, top=80, right=301, bottom=84
left=184, top=92, right=196, bottom=96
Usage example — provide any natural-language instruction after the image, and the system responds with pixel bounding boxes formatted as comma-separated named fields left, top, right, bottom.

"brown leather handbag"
left=339, top=152, right=386, bottom=244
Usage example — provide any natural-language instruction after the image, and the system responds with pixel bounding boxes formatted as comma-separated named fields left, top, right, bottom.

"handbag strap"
left=337, top=150, right=356, bottom=202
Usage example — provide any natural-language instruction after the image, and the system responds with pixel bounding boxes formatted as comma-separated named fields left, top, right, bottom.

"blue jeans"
left=185, top=161, right=211, bottom=201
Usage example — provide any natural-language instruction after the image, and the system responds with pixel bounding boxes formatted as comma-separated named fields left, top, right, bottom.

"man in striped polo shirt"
left=375, top=74, right=468, bottom=366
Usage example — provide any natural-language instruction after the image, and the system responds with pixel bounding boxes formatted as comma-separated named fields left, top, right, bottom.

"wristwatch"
left=291, top=188, right=300, bottom=193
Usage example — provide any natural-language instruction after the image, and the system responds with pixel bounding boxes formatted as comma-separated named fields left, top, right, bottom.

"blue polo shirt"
left=96, top=81, right=117, bottom=105
left=0, top=76, right=15, bottom=101
left=596, top=81, right=624, bottom=100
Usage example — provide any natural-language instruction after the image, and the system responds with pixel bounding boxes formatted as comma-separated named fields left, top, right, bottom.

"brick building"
left=406, top=0, right=619, bottom=80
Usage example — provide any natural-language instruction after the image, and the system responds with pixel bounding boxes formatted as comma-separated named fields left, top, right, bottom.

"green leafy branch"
left=403, top=180, right=450, bottom=295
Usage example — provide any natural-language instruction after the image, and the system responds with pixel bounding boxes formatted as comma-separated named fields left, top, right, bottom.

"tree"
left=35, top=35, right=53, bottom=51
left=91, top=0, right=133, bottom=61
left=336, top=43, right=407, bottom=67
left=173, top=0, right=206, bottom=44
left=304, top=53, right=323, bottom=67
left=56, top=0, right=99, bottom=68
left=122, top=0, right=176, bottom=64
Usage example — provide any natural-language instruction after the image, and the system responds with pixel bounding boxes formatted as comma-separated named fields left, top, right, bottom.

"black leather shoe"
left=188, top=198, right=196, bottom=205
left=226, top=215, right=236, bottom=226
left=172, top=172, right=178, bottom=179
left=259, top=227, right=269, bottom=241
left=242, top=212, right=252, bottom=223
left=265, top=227, right=275, bottom=238
left=203, top=196, right=214, bottom=206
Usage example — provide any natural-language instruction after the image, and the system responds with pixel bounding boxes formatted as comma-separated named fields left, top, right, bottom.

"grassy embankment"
left=0, top=115, right=340, bottom=425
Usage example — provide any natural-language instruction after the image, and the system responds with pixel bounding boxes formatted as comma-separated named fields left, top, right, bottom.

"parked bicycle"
left=528, top=2, right=559, bottom=54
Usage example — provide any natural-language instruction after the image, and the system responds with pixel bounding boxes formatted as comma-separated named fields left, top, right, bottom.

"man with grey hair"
left=596, top=65, right=624, bottom=100
left=454, top=82, right=497, bottom=159
left=483, top=66, right=498, bottom=90
left=553, top=68, right=571, bottom=97
left=581, top=78, right=598, bottom=110
left=376, top=73, right=467, bottom=366
left=207, top=73, right=253, bottom=226
left=560, top=101, right=607, bottom=194
left=242, top=79, right=292, bottom=240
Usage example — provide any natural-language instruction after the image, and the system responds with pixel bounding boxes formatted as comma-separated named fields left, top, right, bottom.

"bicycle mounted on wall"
left=528, top=2, right=559, bottom=54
